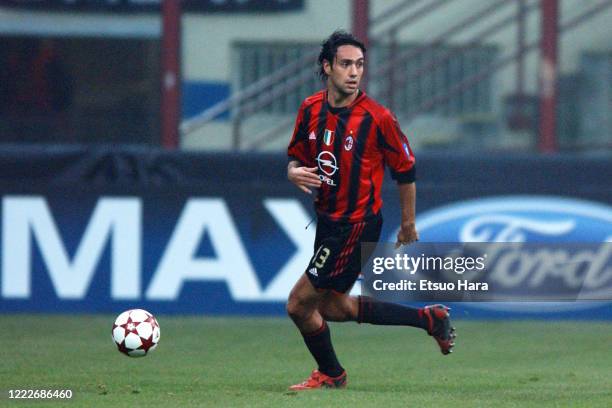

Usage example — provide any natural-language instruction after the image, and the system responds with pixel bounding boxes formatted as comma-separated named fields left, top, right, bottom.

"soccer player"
left=286, top=31, right=456, bottom=390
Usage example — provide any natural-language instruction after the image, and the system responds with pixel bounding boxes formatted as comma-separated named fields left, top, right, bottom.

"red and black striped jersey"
left=287, top=90, right=415, bottom=224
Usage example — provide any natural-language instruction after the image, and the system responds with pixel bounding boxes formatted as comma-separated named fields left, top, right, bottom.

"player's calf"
left=318, top=292, right=359, bottom=322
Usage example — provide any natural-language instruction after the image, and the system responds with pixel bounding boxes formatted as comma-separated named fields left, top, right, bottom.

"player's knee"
left=286, top=296, right=308, bottom=322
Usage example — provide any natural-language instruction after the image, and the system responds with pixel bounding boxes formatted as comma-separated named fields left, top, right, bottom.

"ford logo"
left=415, top=196, right=612, bottom=243
left=404, top=196, right=612, bottom=313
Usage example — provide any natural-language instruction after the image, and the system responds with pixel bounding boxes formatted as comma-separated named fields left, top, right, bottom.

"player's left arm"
left=378, top=111, right=419, bottom=247
left=396, top=181, right=419, bottom=248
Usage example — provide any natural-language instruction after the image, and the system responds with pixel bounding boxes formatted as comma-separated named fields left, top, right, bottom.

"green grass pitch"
left=1, top=315, right=611, bottom=407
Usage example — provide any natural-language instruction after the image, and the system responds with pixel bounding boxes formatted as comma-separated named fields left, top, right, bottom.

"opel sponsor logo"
left=316, top=151, right=338, bottom=177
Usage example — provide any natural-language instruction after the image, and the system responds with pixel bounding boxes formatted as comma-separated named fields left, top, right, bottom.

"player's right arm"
left=288, top=160, right=321, bottom=195
left=287, top=100, right=321, bottom=195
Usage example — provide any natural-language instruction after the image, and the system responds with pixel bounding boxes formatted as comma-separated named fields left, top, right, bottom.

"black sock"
left=357, top=296, right=427, bottom=329
left=301, top=321, right=344, bottom=378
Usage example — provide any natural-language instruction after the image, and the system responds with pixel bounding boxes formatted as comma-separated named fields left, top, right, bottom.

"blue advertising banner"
left=0, top=148, right=611, bottom=318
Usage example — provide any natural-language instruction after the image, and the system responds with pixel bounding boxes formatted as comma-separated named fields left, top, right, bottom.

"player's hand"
left=288, top=166, right=322, bottom=195
left=395, top=222, right=419, bottom=248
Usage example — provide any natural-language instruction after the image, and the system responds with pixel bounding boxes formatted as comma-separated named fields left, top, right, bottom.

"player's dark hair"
left=318, top=30, right=366, bottom=81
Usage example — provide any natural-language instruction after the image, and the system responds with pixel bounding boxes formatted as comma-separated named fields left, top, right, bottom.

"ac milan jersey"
left=287, top=90, right=415, bottom=223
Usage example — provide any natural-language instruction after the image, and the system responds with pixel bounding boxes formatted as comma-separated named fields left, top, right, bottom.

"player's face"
left=325, top=45, right=364, bottom=96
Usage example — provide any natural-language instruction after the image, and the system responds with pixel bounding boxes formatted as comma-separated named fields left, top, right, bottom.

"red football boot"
left=289, top=370, right=347, bottom=391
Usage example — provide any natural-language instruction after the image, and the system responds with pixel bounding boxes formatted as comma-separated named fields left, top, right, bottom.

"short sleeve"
left=378, top=111, right=416, bottom=184
left=287, top=103, right=310, bottom=165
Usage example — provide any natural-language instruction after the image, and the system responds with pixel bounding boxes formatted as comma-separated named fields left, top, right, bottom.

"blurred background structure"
left=0, top=0, right=610, bottom=152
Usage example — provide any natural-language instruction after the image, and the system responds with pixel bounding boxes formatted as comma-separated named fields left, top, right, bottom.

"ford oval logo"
left=415, top=196, right=612, bottom=243
left=406, top=196, right=612, bottom=313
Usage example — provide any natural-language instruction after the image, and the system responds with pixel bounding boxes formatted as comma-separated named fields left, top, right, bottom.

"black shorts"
left=305, top=213, right=383, bottom=293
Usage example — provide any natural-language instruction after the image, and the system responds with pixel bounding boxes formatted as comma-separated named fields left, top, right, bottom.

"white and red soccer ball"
left=112, top=309, right=160, bottom=357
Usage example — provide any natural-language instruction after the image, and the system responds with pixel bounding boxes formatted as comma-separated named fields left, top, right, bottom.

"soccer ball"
left=112, top=309, right=160, bottom=357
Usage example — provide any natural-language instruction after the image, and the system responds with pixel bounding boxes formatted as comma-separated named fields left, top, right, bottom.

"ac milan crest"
left=344, top=136, right=354, bottom=151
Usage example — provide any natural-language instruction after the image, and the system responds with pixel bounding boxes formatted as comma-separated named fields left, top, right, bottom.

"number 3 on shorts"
left=313, top=247, right=331, bottom=268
